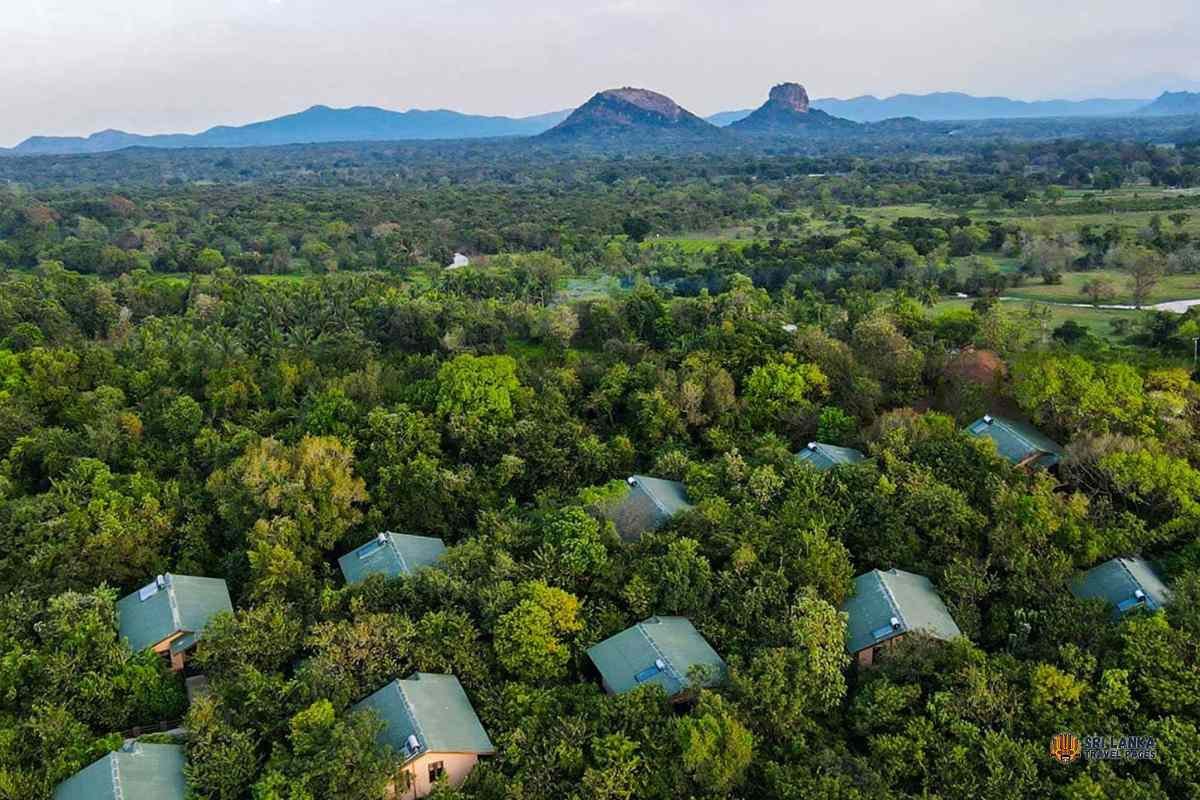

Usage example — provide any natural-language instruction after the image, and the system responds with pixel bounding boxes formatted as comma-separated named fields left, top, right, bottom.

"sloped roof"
left=54, top=743, right=187, bottom=800
left=338, top=532, right=447, bottom=585
left=600, top=476, right=693, bottom=542
left=964, top=415, right=1063, bottom=469
left=353, top=673, right=494, bottom=762
left=586, top=616, right=726, bottom=696
left=1071, top=557, right=1171, bottom=618
left=795, top=442, right=866, bottom=471
left=116, top=574, right=232, bottom=653
left=842, top=569, right=962, bottom=655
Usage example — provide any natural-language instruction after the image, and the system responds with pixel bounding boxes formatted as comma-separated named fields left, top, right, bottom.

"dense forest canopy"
left=2, top=122, right=1200, bottom=800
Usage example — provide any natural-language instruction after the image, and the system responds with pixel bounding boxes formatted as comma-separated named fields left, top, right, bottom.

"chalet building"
left=338, top=532, right=448, bottom=585
left=1071, top=557, right=1171, bottom=619
left=963, top=414, right=1063, bottom=470
left=54, top=743, right=187, bottom=800
left=354, top=673, right=494, bottom=800
left=794, top=442, right=866, bottom=470
left=117, top=574, right=232, bottom=672
left=841, top=569, right=962, bottom=667
left=586, top=616, right=726, bottom=699
left=599, top=475, right=693, bottom=542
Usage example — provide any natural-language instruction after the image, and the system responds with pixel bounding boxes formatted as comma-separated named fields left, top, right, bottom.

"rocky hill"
left=729, top=83, right=857, bottom=134
left=540, top=88, right=721, bottom=142
left=1137, top=91, right=1200, bottom=116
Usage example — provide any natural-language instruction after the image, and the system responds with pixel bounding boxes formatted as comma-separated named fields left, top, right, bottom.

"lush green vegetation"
left=2, top=125, right=1200, bottom=800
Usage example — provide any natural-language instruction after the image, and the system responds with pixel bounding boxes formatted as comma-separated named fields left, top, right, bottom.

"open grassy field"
left=848, top=187, right=1200, bottom=238
left=641, top=232, right=760, bottom=253
left=557, top=275, right=622, bottom=302
left=1003, top=270, right=1200, bottom=305
left=930, top=297, right=1142, bottom=342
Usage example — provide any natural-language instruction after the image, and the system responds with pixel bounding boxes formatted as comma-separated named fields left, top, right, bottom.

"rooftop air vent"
left=405, top=734, right=421, bottom=755
left=627, top=477, right=637, bottom=486
left=1135, top=589, right=1146, bottom=601
left=807, top=442, right=818, bottom=450
left=983, top=415, right=994, bottom=424
left=890, top=616, right=901, bottom=630
left=377, top=532, right=388, bottom=545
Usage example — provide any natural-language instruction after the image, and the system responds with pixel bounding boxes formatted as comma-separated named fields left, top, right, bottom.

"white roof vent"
left=627, top=476, right=637, bottom=486
left=405, top=734, right=421, bottom=755
left=376, top=532, right=388, bottom=545
left=807, top=442, right=818, bottom=450
left=983, top=415, right=994, bottom=424
left=156, top=574, right=167, bottom=589
left=655, top=658, right=666, bottom=671
left=890, top=616, right=902, bottom=630
left=1135, top=589, right=1146, bottom=601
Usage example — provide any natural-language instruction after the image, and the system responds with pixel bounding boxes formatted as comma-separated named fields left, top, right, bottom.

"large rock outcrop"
left=730, top=83, right=857, bottom=135
left=541, top=88, right=721, bottom=141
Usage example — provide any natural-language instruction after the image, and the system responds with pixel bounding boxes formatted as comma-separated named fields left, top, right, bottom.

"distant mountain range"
left=5, top=87, right=1200, bottom=156
left=7, top=105, right=573, bottom=156
left=709, top=93, right=1156, bottom=125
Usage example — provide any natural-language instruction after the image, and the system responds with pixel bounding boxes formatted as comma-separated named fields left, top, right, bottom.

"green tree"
left=677, top=693, right=754, bottom=796
left=195, top=248, right=227, bottom=274
left=252, top=700, right=397, bottom=800
left=493, top=582, right=582, bottom=683
left=185, top=696, right=261, bottom=800
left=436, top=354, right=522, bottom=441
left=743, top=355, right=828, bottom=430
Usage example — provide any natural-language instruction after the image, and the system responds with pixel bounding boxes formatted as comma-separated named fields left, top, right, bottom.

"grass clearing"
left=1003, top=270, right=1200, bottom=305
left=930, top=297, right=1142, bottom=343
left=557, top=275, right=622, bottom=303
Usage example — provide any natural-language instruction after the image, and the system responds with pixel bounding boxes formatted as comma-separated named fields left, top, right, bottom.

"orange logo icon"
left=1050, top=733, right=1082, bottom=764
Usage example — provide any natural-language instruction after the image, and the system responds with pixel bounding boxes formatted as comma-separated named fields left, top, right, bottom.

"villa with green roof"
left=117, top=573, right=232, bottom=671
left=54, top=743, right=187, bottom=800
left=1071, top=557, right=1171, bottom=619
left=841, top=568, right=963, bottom=667
left=599, top=475, right=693, bottom=542
left=338, top=532, right=447, bottom=585
left=964, top=414, right=1063, bottom=470
left=795, top=442, right=866, bottom=471
left=586, top=616, right=726, bottom=699
left=353, top=673, right=494, bottom=799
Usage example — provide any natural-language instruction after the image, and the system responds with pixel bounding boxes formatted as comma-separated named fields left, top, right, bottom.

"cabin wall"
left=856, top=633, right=906, bottom=668
left=387, top=752, right=480, bottom=800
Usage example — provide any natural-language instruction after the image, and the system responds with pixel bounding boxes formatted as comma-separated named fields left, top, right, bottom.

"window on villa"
left=428, top=761, right=446, bottom=784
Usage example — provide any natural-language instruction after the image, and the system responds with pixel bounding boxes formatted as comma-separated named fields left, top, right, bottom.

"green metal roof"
left=601, top=476, right=693, bottom=542
left=586, top=616, right=726, bottom=696
left=338, top=532, right=447, bottom=585
left=964, top=415, right=1062, bottom=469
left=842, top=569, right=962, bottom=654
left=116, top=574, right=233, bottom=654
left=54, top=743, right=187, bottom=800
left=353, top=673, right=494, bottom=762
left=1071, top=557, right=1171, bottom=618
left=795, top=442, right=866, bottom=471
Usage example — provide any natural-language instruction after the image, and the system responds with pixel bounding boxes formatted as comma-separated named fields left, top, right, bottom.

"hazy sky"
left=4, top=0, right=1200, bottom=146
